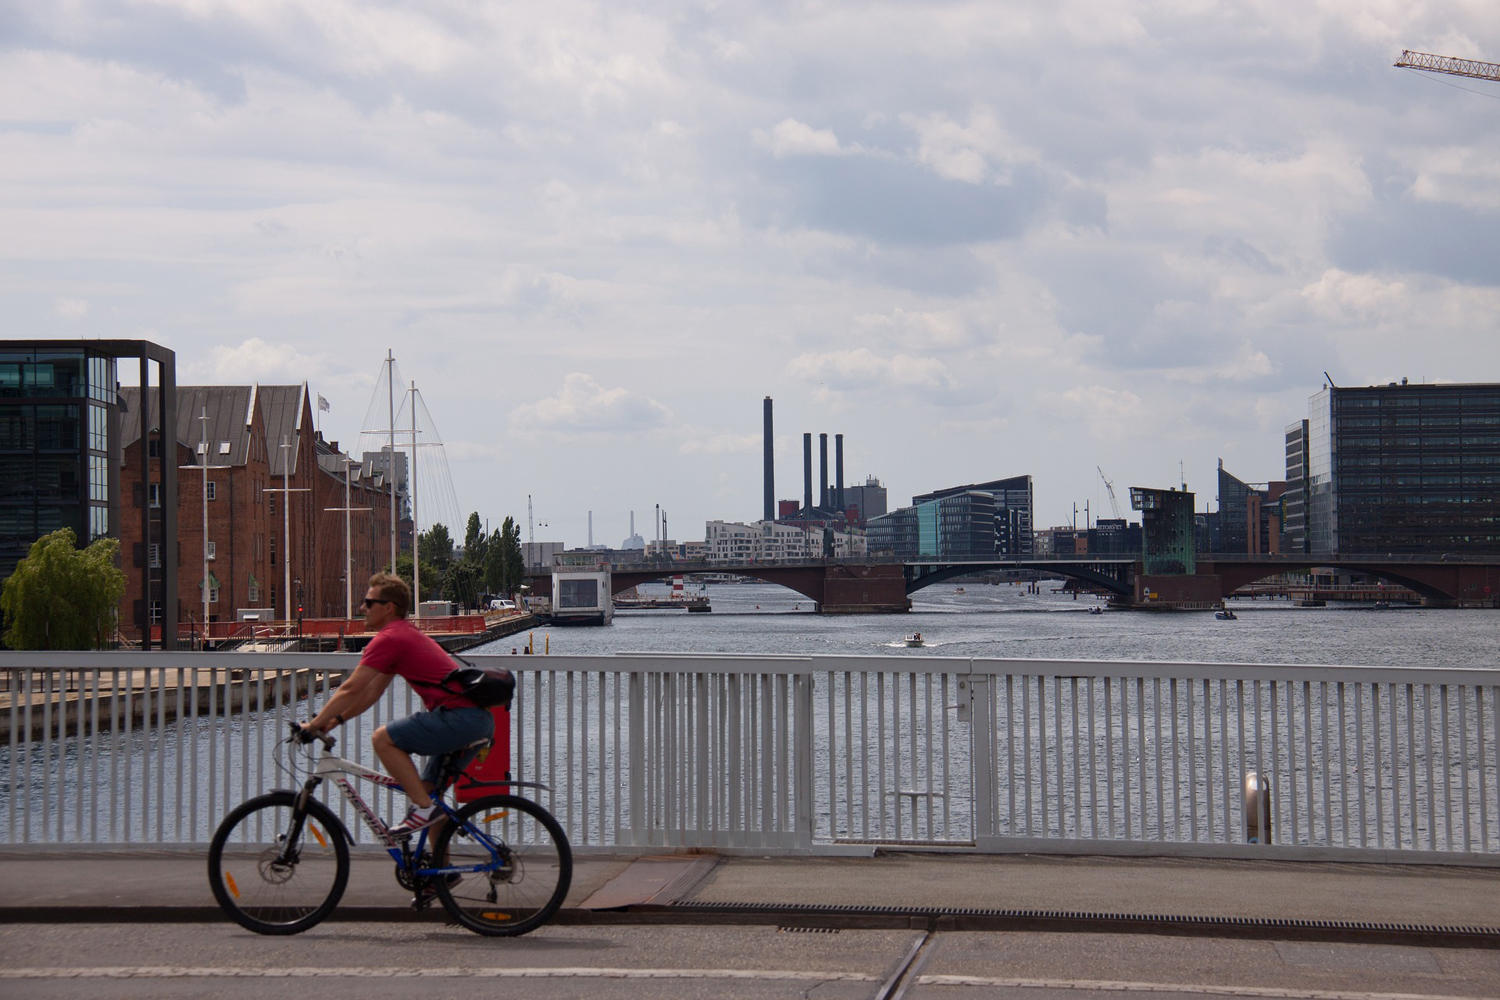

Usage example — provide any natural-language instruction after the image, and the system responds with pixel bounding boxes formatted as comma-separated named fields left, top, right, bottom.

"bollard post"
left=1244, top=771, right=1272, bottom=844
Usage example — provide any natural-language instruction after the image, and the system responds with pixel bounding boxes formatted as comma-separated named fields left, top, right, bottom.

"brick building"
left=119, top=383, right=400, bottom=636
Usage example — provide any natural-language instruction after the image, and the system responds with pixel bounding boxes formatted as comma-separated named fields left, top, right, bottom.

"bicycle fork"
left=276, top=776, right=325, bottom=866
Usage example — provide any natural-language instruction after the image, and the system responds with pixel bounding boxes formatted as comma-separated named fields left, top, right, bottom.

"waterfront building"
left=842, top=476, right=888, bottom=524
left=1090, top=518, right=1143, bottom=555
left=0, top=340, right=179, bottom=641
left=912, top=475, right=1034, bottom=556
left=1300, top=380, right=1500, bottom=555
left=1216, top=461, right=1285, bottom=555
left=866, top=507, right=918, bottom=559
left=1283, top=420, right=1310, bottom=554
left=1129, top=487, right=1196, bottom=575
left=523, top=540, right=566, bottom=570
left=119, top=384, right=398, bottom=636
left=704, top=519, right=866, bottom=564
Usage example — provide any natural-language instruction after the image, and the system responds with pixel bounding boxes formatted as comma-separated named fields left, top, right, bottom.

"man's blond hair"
left=367, top=572, right=411, bottom=618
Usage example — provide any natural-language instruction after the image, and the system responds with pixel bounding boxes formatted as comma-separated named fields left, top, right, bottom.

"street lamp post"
left=179, top=407, right=229, bottom=650
left=265, top=435, right=311, bottom=628
left=325, top=456, right=371, bottom=620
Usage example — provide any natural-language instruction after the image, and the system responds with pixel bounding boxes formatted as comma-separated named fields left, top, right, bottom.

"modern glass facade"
left=916, top=500, right=939, bottom=557
left=912, top=474, right=1034, bottom=556
left=1130, top=487, right=1196, bottom=575
left=866, top=507, right=918, bottom=558
left=1307, top=389, right=1336, bottom=554
left=1304, top=382, right=1500, bottom=554
left=1283, top=420, right=1309, bottom=554
left=0, top=348, right=118, bottom=579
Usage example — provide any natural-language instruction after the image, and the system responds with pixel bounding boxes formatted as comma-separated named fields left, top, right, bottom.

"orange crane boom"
left=1394, top=50, right=1500, bottom=83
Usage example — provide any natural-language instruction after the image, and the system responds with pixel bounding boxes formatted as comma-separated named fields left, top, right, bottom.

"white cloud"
left=4, top=1, right=1500, bottom=541
left=679, top=432, right=760, bottom=456
left=785, top=348, right=954, bottom=392
left=1043, top=384, right=1146, bottom=442
left=1300, top=269, right=1409, bottom=323
left=509, top=373, right=673, bottom=435
left=54, top=297, right=89, bottom=319
left=758, top=119, right=849, bottom=158
left=193, top=337, right=330, bottom=384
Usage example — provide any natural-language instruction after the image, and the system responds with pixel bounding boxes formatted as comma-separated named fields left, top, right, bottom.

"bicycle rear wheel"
left=432, top=794, right=572, bottom=936
left=208, top=791, right=349, bottom=934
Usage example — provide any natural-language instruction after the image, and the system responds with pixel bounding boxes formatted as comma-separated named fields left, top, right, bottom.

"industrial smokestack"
left=588, top=511, right=593, bottom=547
left=803, top=433, right=813, bottom=512
left=835, top=434, right=845, bottom=513
left=763, top=397, right=774, bottom=522
left=819, top=433, right=829, bottom=509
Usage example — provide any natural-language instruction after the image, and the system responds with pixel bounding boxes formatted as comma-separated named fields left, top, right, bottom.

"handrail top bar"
left=3, top=649, right=1498, bottom=685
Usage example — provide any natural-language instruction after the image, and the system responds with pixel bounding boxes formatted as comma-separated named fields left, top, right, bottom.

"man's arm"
left=306, top=664, right=395, bottom=733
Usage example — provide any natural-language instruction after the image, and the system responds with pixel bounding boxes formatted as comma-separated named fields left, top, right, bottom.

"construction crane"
left=1097, top=466, right=1122, bottom=519
left=1394, top=50, right=1500, bottom=84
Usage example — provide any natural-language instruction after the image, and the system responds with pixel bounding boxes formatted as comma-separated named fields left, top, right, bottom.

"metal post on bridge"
left=967, top=673, right=997, bottom=843
left=1245, top=771, right=1273, bottom=844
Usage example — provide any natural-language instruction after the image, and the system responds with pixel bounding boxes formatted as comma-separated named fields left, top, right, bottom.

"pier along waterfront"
left=4, top=650, right=1498, bottom=864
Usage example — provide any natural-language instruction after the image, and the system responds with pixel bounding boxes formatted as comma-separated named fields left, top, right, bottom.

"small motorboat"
left=954, top=587, right=966, bottom=594
left=905, top=632, right=925, bottom=647
left=1215, top=610, right=1238, bottom=621
left=1089, top=607, right=1104, bottom=615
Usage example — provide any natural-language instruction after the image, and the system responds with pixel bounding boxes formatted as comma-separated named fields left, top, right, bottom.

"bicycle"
left=207, top=723, right=572, bottom=937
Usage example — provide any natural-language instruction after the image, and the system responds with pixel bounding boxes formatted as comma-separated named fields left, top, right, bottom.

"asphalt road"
left=3, top=922, right=1499, bottom=1000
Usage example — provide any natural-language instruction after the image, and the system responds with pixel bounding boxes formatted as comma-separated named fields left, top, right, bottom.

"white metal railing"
left=2, top=652, right=1498, bottom=863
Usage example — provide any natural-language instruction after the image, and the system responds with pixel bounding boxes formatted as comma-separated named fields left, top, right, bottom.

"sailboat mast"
left=411, top=381, right=421, bottom=619
left=387, top=350, right=397, bottom=574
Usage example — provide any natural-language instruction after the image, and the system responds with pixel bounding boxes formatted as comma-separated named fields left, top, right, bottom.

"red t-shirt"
left=361, top=618, right=474, bottom=711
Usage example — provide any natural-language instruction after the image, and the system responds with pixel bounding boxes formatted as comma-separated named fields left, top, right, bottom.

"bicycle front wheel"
left=208, top=791, right=350, bottom=934
left=432, top=794, right=572, bottom=936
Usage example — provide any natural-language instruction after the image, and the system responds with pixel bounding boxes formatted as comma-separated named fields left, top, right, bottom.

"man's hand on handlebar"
left=291, top=721, right=335, bottom=749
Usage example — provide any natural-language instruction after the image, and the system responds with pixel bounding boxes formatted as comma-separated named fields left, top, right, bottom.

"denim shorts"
left=386, top=706, right=495, bottom=784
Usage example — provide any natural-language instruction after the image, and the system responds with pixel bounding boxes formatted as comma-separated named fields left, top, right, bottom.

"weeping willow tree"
left=1, top=529, right=127, bottom=650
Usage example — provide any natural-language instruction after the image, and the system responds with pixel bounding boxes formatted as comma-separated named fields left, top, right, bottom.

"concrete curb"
left=6, top=902, right=1499, bottom=949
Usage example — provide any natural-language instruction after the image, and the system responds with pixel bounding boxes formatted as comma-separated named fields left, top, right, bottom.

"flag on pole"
left=318, top=394, right=331, bottom=412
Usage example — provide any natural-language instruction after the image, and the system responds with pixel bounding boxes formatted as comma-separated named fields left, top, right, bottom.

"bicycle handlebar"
left=289, top=721, right=336, bottom=752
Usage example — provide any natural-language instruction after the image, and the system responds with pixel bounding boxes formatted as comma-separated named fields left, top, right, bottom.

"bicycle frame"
left=290, top=752, right=517, bottom=881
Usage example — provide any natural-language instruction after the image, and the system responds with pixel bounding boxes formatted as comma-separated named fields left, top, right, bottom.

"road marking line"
left=917, top=975, right=1494, bottom=1000
left=0, top=967, right=879, bottom=982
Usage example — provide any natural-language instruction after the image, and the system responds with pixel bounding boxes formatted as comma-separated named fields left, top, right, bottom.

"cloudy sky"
left=5, top=1, right=1499, bottom=546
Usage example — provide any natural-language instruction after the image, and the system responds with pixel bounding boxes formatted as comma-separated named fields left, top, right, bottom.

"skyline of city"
left=5, top=3, right=1498, bottom=552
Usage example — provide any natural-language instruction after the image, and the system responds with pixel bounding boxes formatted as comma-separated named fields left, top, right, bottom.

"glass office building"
left=0, top=341, right=177, bottom=646
left=1302, top=381, right=1500, bottom=555
left=0, top=347, right=119, bottom=579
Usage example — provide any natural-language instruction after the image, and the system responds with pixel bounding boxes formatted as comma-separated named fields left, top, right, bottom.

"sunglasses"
left=362, top=598, right=392, bottom=609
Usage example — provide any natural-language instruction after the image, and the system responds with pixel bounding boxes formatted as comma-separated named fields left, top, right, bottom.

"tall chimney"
left=588, top=510, right=593, bottom=547
left=835, top=434, right=845, bottom=512
left=763, top=397, right=774, bottom=522
left=819, top=433, right=829, bottom=509
left=802, top=433, right=813, bottom=512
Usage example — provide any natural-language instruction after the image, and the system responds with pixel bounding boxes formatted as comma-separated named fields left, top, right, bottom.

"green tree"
left=463, top=512, right=487, bottom=564
left=482, top=527, right=506, bottom=595
left=447, top=558, right=482, bottom=609
left=392, top=552, right=443, bottom=602
left=1, top=529, right=127, bottom=650
left=499, top=516, right=524, bottom=594
left=419, top=522, right=454, bottom=574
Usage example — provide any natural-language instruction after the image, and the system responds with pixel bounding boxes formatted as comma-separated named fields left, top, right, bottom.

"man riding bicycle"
left=301, top=572, right=493, bottom=837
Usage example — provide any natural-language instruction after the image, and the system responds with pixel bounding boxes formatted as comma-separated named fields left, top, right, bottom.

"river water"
left=7, top=580, right=1497, bottom=846
left=472, top=580, right=1498, bottom=669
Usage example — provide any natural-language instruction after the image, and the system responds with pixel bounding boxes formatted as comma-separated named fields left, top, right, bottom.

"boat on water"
left=954, top=587, right=966, bottom=594
left=905, top=632, right=925, bottom=647
left=1089, top=607, right=1104, bottom=615
left=1215, top=610, right=1238, bottom=621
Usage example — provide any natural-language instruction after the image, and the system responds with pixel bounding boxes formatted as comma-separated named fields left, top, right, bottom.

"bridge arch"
left=609, top=567, right=828, bottom=607
left=905, top=562, right=1133, bottom=597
